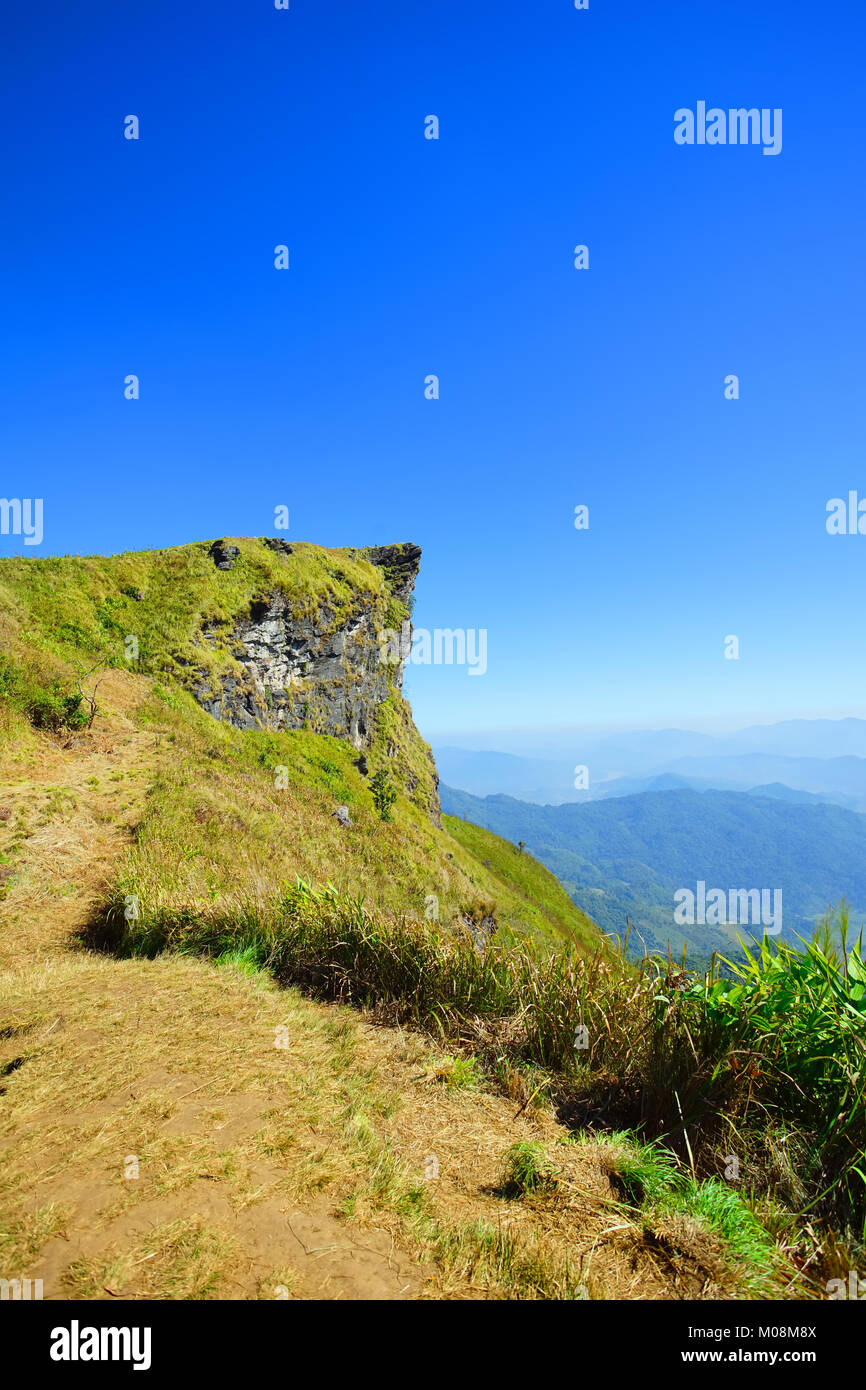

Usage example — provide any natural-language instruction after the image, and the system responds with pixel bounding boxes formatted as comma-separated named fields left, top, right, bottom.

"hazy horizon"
left=427, top=712, right=866, bottom=756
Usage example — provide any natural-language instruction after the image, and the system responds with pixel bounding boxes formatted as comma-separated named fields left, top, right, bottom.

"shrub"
left=0, top=656, right=90, bottom=731
left=369, top=767, right=397, bottom=822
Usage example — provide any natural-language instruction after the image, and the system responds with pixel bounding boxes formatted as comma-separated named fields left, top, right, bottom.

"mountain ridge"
left=438, top=782, right=866, bottom=963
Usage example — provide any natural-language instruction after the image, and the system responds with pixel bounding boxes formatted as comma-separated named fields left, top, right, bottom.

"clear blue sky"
left=2, top=1, right=864, bottom=743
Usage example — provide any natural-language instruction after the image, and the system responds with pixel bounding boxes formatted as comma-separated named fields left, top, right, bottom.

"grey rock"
left=193, top=593, right=396, bottom=749
left=333, top=805, right=352, bottom=827
left=461, top=912, right=499, bottom=959
left=185, top=539, right=441, bottom=827
left=209, top=540, right=241, bottom=570
left=358, top=543, right=422, bottom=604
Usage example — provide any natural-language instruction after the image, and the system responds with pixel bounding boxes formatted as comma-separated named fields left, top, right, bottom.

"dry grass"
left=0, top=942, right=766, bottom=1300
left=0, top=673, right=804, bottom=1302
left=0, top=691, right=160, bottom=969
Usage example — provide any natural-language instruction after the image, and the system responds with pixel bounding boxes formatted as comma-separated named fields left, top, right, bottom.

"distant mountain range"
left=439, top=784, right=866, bottom=965
left=433, top=719, right=866, bottom=811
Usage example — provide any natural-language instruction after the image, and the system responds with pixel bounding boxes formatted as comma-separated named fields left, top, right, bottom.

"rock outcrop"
left=356, top=543, right=422, bottom=605
left=209, top=539, right=241, bottom=570
left=194, top=594, right=391, bottom=747
left=190, top=538, right=440, bottom=824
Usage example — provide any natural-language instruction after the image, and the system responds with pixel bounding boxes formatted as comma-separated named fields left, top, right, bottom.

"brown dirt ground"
left=0, top=672, right=763, bottom=1300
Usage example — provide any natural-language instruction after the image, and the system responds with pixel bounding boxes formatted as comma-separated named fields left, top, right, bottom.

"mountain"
left=0, top=536, right=599, bottom=956
left=433, top=726, right=866, bottom=812
left=745, top=783, right=829, bottom=805
left=1, top=537, right=862, bottom=1292
left=587, top=720, right=866, bottom=768
left=439, top=784, right=866, bottom=964
left=433, top=746, right=583, bottom=805
left=715, top=718, right=866, bottom=759
left=660, top=754, right=866, bottom=809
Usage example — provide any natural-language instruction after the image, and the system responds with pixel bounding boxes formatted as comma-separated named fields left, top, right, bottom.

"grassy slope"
left=112, top=686, right=598, bottom=954
left=0, top=538, right=384, bottom=680
left=0, top=538, right=436, bottom=817
left=1, top=547, right=859, bottom=1297
left=0, top=541, right=600, bottom=956
left=444, top=814, right=598, bottom=952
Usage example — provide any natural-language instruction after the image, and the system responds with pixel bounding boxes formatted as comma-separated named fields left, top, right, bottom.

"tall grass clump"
left=684, top=908, right=866, bottom=1241
left=97, top=881, right=866, bottom=1244
left=597, top=1132, right=783, bottom=1294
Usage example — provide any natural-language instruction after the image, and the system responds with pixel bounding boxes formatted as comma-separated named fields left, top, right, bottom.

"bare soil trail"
left=0, top=674, right=740, bottom=1300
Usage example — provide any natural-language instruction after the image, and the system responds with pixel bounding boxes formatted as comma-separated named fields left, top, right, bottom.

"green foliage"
left=31, top=689, right=89, bottom=732
left=0, top=655, right=89, bottom=731
left=598, top=1132, right=782, bottom=1291
left=498, top=1141, right=559, bottom=1197
left=369, top=767, right=397, bottom=822
left=603, top=1134, right=681, bottom=1206
left=685, top=908, right=866, bottom=1236
left=434, top=1054, right=482, bottom=1089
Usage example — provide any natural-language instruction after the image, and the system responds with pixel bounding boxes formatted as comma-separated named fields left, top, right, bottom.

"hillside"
left=439, top=784, right=866, bottom=962
left=0, top=537, right=598, bottom=956
left=1, top=538, right=863, bottom=1303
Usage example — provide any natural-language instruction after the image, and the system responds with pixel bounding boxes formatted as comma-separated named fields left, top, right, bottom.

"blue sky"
left=2, top=0, right=864, bottom=744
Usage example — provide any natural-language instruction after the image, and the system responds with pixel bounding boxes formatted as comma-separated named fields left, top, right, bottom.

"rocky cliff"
left=188, top=539, right=439, bottom=823
left=0, top=534, right=440, bottom=825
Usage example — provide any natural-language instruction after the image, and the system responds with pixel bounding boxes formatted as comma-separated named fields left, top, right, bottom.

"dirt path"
left=0, top=674, right=432, bottom=1299
left=0, top=671, right=158, bottom=972
left=0, top=955, right=429, bottom=1300
left=0, top=675, right=738, bottom=1300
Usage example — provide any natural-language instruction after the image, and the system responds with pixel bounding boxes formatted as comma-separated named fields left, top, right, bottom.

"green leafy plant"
left=685, top=908, right=866, bottom=1236
left=369, top=767, right=397, bottom=822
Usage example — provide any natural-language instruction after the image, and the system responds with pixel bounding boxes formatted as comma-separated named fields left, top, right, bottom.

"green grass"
left=684, top=912, right=866, bottom=1242
left=445, top=814, right=598, bottom=952
left=427, top=1217, right=586, bottom=1300
left=0, top=539, right=385, bottom=682
left=596, top=1131, right=784, bottom=1294
left=92, top=680, right=600, bottom=958
left=498, top=1141, right=560, bottom=1197
left=0, top=538, right=439, bottom=814
left=601, top=1133, right=683, bottom=1206
left=212, top=945, right=269, bottom=976
left=0, top=537, right=598, bottom=953
left=432, top=1054, right=483, bottom=1089
left=99, top=875, right=866, bottom=1260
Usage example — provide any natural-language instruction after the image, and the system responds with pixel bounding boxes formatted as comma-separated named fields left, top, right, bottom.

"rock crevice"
left=194, top=595, right=392, bottom=747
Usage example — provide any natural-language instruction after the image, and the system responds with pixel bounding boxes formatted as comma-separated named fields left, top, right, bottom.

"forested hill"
left=439, top=784, right=866, bottom=962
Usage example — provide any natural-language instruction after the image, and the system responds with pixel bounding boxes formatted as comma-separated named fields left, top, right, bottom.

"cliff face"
left=0, top=535, right=440, bottom=825
left=192, top=541, right=417, bottom=746
left=195, top=595, right=390, bottom=745
left=190, top=540, right=440, bottom=823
